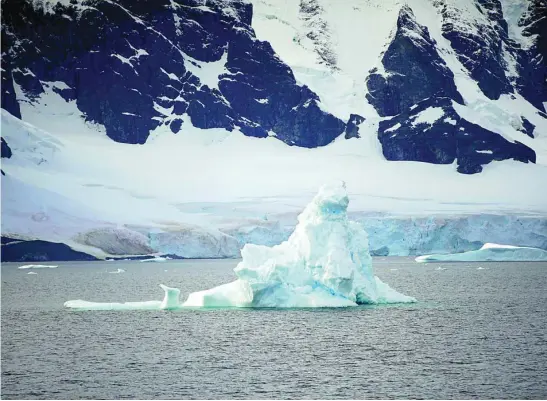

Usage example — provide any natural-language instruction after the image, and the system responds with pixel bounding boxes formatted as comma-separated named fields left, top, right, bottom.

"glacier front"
left=65, top=183, right=416, bottom=310
left=183, top=182, right=416, bottom=307
left=416, top=243, right=547, bottom=262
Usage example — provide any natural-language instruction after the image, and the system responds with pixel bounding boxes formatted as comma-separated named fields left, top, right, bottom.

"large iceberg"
left=184, top=182, right=415, bottom=307
left=65, top=183, right=416, bottom=310
left=416, top=243, right=547, bottom=262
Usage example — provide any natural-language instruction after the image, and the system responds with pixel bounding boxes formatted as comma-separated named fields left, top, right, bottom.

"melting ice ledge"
left=64, top=183, right=416, bottom=310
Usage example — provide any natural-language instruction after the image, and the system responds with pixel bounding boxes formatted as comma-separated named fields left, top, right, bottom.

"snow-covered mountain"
left=1, top=0, right=546, bottom=260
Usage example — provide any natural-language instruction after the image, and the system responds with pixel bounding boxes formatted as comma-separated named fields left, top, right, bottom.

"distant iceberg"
left=140, top=256, right=171, bottom=263
left=65, top=183, right=416, bottom=310
left=18, top=264, right=58, bottom=269
left=416, top=243, right=547, bottom=262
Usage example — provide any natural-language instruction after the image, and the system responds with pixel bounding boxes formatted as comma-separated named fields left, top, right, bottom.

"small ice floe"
left=436, top=266, right=446, bottom=270
left=477, top=266, right=486, bottom=270
left=108, top=268, right=126, bottom=274
left=64, top=284, right=181, bottom=311
left=18, top=264, right=58, bottom=269
left=140, top=256, right=171, bottom=263
left=27, top=272, right=38, bottom=275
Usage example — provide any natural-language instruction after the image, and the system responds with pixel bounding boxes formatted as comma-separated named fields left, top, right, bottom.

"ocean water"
left=1, top=257, right=546, bottom=399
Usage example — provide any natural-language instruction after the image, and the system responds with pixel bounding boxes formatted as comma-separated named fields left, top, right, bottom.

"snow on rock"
left=74, top=227, right=153, bottom=255
left=18, top=264, right=58, bottom=269
left=415, top=243, right=547, bottom=262
left=183, top=183, right=416, bottom=307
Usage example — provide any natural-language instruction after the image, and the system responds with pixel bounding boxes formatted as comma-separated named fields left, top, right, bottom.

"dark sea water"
left=1, top=257, right=547, bottom=399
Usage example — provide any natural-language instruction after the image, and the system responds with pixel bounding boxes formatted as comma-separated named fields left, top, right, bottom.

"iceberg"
left=18, top=264, right=58, bottom=269
left=140, top=256, right=171, bottom=263
left=416, top=243, right=547, bottom=262
left=65, top=183, right=416, bottom=310
left=108, top=268, right=126, bottom=274
left=182, top=182, right=416, bottom=307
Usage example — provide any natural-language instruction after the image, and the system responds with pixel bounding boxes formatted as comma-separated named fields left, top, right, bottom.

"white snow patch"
left=187, top=50, right=228, bottom=91
left=160, top=67, right=180, bottom=82
left=384, top=122, right=401, bottom=133
left=411, top=107, right=445, bottom=126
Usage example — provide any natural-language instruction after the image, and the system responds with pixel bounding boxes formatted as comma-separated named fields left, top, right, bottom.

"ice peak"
left=300, top=181, right=349, bottom=223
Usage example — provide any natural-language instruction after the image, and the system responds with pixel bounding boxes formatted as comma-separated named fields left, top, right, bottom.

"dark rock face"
left=0, top=53, right=21, bottom=119
left=344, top=114, right=365, bottom=139
left=520, top=117, right=535, bottom=138
left=1, top=239, right=98, bottom=262
left=438, top=0, right=513, bottom=100
left=1, top=138, right=12, bottom=158
left=517, top=0, right=547, bottom=110
left=434, top=0, right=545, bottom=110
left=366, top=6, right=463, bottom=117
left=378, top=97, right=536, bottom=174
left=1, top=0, right=345, bottom=147
left=0, top=0, right=544, bottom=174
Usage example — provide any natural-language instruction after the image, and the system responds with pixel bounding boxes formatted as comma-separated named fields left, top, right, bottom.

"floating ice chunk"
left=108, top=268, right=126, bottom=274
left=416, top=243, right=547, bottom=262
left=182, top=182, right=416, bottom=308
left=64, top=299, right=162, bottom=311
left=140, top=256, right=171, bottom=263
left=27, top=272, right=38, bottom=275
left=159, top=284, right=181, bottom=310
left=18, top=264, right=58, bottom=269
left=64, top=284, right=181, bottom=311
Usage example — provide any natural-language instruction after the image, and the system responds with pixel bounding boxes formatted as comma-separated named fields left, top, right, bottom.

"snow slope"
left=2, top=103, right=547, bottom=258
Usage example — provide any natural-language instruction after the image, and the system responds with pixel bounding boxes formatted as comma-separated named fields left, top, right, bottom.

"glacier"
left=66, top=183, right=416, bottom=311
left=416, top=243, right=547, bottom=262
